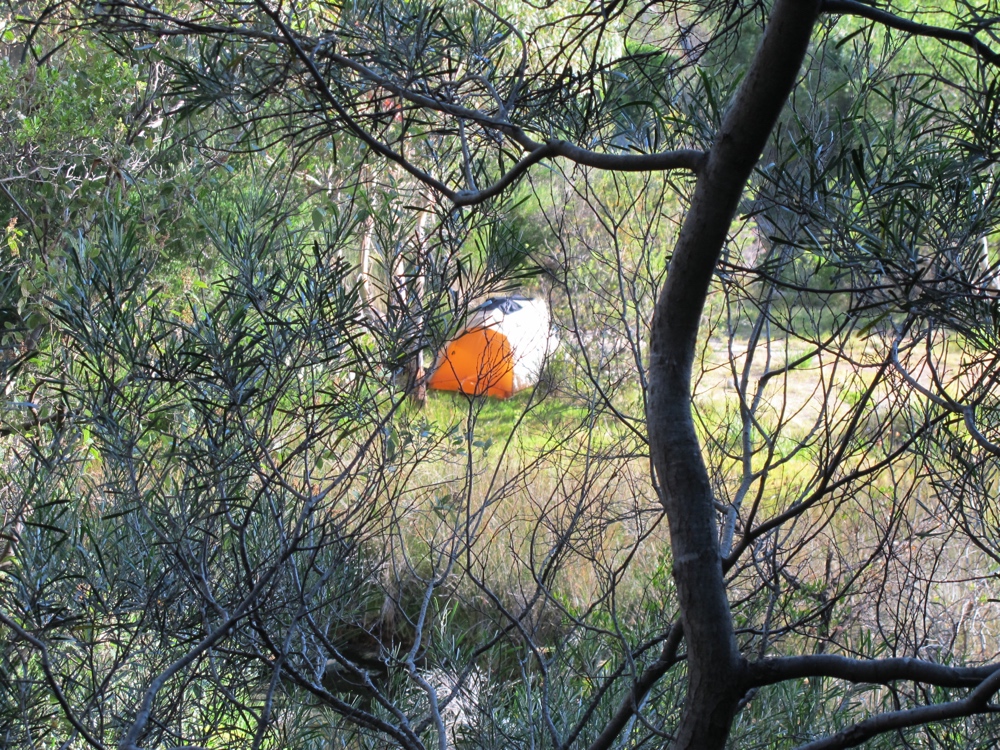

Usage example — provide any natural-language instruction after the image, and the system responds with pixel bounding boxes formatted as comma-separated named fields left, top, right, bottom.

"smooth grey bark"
left=645, top=0, right=822, bottom=746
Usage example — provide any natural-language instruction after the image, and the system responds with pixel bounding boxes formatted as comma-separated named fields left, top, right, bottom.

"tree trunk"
left=645, top=0, right=821, bottom=746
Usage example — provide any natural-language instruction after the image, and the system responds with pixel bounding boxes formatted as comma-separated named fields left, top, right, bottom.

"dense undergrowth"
left=3, top=2, right=1000, bottom=747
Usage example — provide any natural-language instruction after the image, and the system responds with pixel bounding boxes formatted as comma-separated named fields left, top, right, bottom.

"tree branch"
left=792, top=667, right=1000, bottom=750
left=890, top=336, right=1000, bottom=457
left=118, top=558, right=288, bottom=749
left=453, top=143, right=705, bottom=205
left=750, top=654, right=1000, bottom=690
left=312, top=42, right=707, bottom=180
left=0, top=610, right=106, bottom=750
left=822, top=0, right=1000, bottom=64
left=0, top=180, right=35, bottom=229
left=581, top=622, right=684, bottom=750
left=264, top=8, right=704, bottom=204
left=0, top=404, right=67, bottom=437
left=100, top=0, right=706, bottom=204
left=257, top=2, right=461, bottom=203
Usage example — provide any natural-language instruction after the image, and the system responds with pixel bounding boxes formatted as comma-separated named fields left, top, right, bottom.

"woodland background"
left=3, top=0, right=1000, bottom=747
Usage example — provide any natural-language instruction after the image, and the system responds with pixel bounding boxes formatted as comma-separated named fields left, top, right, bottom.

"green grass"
left=409, top=385, right=597, bottom=453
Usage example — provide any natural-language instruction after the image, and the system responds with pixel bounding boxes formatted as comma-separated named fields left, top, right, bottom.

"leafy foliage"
left=8, top=0, right=1000, bottom=748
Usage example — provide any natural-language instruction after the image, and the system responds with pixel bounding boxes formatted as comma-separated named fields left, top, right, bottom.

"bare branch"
left=822, top=0, right=1000, bottom=64
left=750, top=654, right=1000, bottom=690
left=118, top=558, right=289, bottom=750
left=891, top=337, right=1000, bottom=457
left=793, top=667, right=1000, bottom=750
left=582, top=622, right=685, bottom=750
left=260, top=2, right=705, bottom=204
left=256, top=1, right=460, bottom=202
left=0, top=610, right=107, bottom=750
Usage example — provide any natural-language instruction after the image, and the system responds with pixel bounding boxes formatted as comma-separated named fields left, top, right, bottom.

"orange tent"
left=427, top=297, right=554, bottom=399
left=427, top=326, right=516, bottom=398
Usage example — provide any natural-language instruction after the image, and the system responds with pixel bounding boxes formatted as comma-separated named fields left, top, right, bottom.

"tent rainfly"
left=427, top=296, right=556, bottom=399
